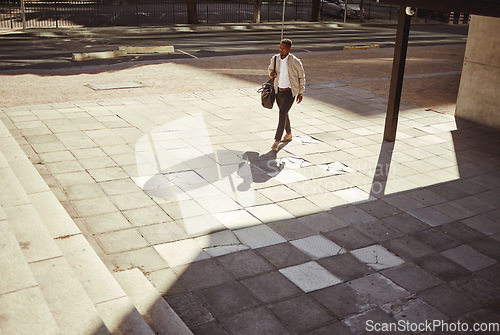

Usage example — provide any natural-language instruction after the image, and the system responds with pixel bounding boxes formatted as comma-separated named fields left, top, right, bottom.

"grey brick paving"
left=2, top=82, right=500, bottom=334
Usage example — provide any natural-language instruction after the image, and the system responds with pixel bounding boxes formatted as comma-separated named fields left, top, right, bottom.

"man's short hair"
left=281, top=38, right=292, bottom=48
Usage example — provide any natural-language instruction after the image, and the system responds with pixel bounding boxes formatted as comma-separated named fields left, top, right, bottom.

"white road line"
left=177, top=49, right=198, bottom=58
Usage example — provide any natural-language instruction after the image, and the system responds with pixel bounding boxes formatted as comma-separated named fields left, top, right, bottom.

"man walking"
left=268, top=38, right=305, bottom=152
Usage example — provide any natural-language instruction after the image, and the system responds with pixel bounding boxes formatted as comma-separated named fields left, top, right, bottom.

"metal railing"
left=0, top=0, right=453, bottom=29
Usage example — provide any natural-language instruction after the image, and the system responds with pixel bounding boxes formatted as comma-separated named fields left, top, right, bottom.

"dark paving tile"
left=451, top=274, right=500, bottom=305
left=317, top=253, right=374, bottom=281
left=412, top=228, right=461, bottom=252
left=427, top=183, right=470, bottom=201
left=435, top=221, right=486, bottom=243
left=191, top=321, right=228, bottom=335
left=381, top=297, right=447, bottom=326
left=476, top=263, right=500, bottom=287
left=406, top=189, right=447, bottom=207
left=462, top=308, right=500, bottom=333
left=165, top=292, right=215, bottom=328
left=255, top=242, right=311, bottom=269
left=197, top=281, right=260, bottom=318
left=356, top=200, right=401, bottom=219
left=467, top=237, right=500, bottom=261
left=268, top=295, right=334, bottom=333
left=268, top=218, right=317, bottom=240
left=382, top=213, right=429, bottom=234
left=352, top=219, right=405, bottom=242
left=174, top=258, right=232, bottom=290
left=461, top=214, right=500, bottom=236
left=217, top=250, right=273, bottom=279
left=342, top=308, right=401, bottom=335
left=447, top=178, right=490, bottom=196
left=419, top=284, right=481, bottom=318
left=220, top=307, right=291, bottom=335
left=486, top=300, right=500, bottom=316
left=311, top=283, right=373, bottom=319
left=453, top=196, right=498, bottom=216
left=381, top=263, right=442, bottom=293
left=382, top=236, right=435, bottom=260
left=329, top=205, right=377, bottom=224
left=303, top=321, right=353, bottom=335
left=348, top=273, right=410, bottom=306
left=240, top=271, right=302, bottom=303
left=322, top=226, right=375, bottom=251
left=414, top=253, right=470, bottom=281
left=484, top=208, right=500, bottom=222
left=298, top=212, right=349, bottom=233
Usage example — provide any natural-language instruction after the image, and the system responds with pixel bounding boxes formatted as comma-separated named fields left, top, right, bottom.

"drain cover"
left=87, top=82, right=144, bottom=91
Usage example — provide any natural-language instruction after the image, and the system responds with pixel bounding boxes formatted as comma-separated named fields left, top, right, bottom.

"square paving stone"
left=165, top=292, right=215, bottom=328
left=233, top=225, right=286, bottom=249
left=298, top=211, right=350, bottom=234
left=323, top=226, right=375, bottom=251
left=147, top=268, right=190, bottom=297
left=241, top=271, right=302, bottom=303
left=311, top=282, right=373, bottom=318
left=279, top=261, right=342, bottom=293
left=467, top=237, right=500, bottom=261
left=476, top=263, right=500, bottom=286
left=414, top=253, right=470, bottom=281
left=382, top=236, right=435, bottom=260
left=291, top=235, right=345, bottom=259
left=411, top=228, right=461, bottom=252
left=268, top=295, right=334, bottom=333
left=173, top=258, right=233, bottom=290
left=408, top=207, right=454, bottom=226
left=353, top=219, right=405, bottom=242
left=255, top=242, right=311, bottom=269
left=330, top=205, right=377, bottom=224
left=451, top=274, right=500, bottom=305
left=95, top=228, right=150, bottom=254
left=351, top=244, right=405, bottom=271
left=441, top=245, right=496, bottom=272
left=348, top=273, right=410, bottom=306
left=356, top=200, right=401, bottom=219
left=435, top=221, right=486, bottom=243
left=380, top=263, right=441, bottom=293
left=221, top=307, right=290, bottom=335
left=418, top=284, right=481, bottom=318
left=342, top=308, right=399, bottom=335
left=197, top=281, right=260, bottom=318
left=381, top=298, right=447, bottom=326
left=382, top=213, right=429, bottom=234
left=268, top=218, right=317, bottom=241
left=217, top=249, right=273, bottom=279
left=461, top=215, right=500, bottom=236
left=317, top=253, right=374, bottom=281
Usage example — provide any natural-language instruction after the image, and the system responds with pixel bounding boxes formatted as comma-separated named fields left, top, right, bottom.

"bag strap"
left=273, top=55, right=277, bottom=72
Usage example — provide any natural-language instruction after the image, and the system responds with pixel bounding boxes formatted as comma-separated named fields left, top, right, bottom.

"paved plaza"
left=0, top=30, right=499, bottom=333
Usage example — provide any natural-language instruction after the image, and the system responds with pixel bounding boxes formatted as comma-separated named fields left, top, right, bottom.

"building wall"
left=456, top=15, right=500, bottom=128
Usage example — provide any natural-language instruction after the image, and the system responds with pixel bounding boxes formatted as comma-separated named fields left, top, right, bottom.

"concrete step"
left=113, top=269, right=193, bottom=335
left=0, top=119, right=154, bottom=334
left=0, top=212, right=60, bottom=335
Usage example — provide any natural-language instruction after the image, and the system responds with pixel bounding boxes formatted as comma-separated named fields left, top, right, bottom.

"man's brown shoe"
left=281, top=133, right=292, bottom=142
left=271, top=141, right=280, bottom=151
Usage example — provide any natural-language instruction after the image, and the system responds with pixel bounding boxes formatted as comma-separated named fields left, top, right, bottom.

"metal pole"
left=281, top=0, right=285, bottom=39
left=9, top=0, right=13, bottom=29
left=20, top=0, right=26, bottom=30
left=54, top=0, right=58, bottom=28
left=383, top=6, right=411, bottom=142
left=344, top=0, right=347, bottom=23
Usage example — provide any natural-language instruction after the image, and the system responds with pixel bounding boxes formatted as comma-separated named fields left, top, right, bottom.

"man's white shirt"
left=278, top=55, right=291, bottom=89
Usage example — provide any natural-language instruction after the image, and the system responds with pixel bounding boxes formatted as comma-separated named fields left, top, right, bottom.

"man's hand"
left=296, top=94, right=303, bottom=104
left=270, top=71, right=277, bottom=79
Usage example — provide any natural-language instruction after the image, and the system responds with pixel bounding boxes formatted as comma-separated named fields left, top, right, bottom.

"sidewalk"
left=1, top=66, right=499, bottom=334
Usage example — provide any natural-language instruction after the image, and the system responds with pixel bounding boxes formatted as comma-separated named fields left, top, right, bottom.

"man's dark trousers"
left=274, top=89, right=294, bottom=141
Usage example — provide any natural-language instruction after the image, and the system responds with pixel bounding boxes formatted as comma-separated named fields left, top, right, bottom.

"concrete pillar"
left=456, top=15, right=500, bottom=129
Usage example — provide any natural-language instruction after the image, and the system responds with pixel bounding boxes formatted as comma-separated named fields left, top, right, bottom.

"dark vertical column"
left=383, top=5, right=411, bottom=142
